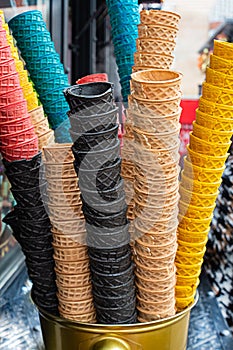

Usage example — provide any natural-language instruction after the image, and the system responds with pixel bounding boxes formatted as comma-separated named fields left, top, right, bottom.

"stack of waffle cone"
left=43, top=143, right=96, bottom=323
left=1, top=12, right=54, bottom=150
left=121, top=108, right=135, bottom=240
left=176, top=40, right=233, bottom=311
left=127, top=69, right=182, bottom=322
left=133, top=10, right=181, bottom=72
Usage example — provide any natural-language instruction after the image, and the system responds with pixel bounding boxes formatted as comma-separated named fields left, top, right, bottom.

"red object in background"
left=76, top=73, right=108, bottom=84
left=180, top=99, right=199, bottom=124
left=179, top=99, right=198, bottom=159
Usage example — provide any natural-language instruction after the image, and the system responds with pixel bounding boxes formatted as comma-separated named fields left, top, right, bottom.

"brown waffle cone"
left=135, top=259, right=176, bottom=280
left=134, top=199, right=178, bottom=223
left=134, top=184, right=179, bottom=207
left=33, top=117, right=50, bottom=136
left=121, top=137, right=135, bottom=157
left=56, top=271, right=91, bottom=287
left=51, top=218, right=86, bottom=235
left=136, top=281, right=175, bottom=303
left=44, top=161, right=76, bottom=178
left=127, top=202, right=135, bottom=221
left=132, top=66, right=156, bottom=73
left=29, top=105, right=45, bottom=124
left=138, top=24, right=179, bottom=40
left=128, top=107, right=181, bottom=134
left=38, top=129, right=55, bottom=149
left=133, top=141, right=180, bottom=167
left=134, top=248, right=176, bottom=269
left=136, top=38, right=176, bottom=56
left=58, top=297, right=95, bottom=315
left=137, top=303, right=176, bottom=322
left=135, top=228, right=177, bottom=246
left=131, top=69, right=182, bottom=100
left=52, top=232, right=87, bottom=248
left=134, top=162, right=180, bottom=183
left=134, top=172, right=179, bottom=195
left=57, top=284, right=93, bottom=301
left=135, top=270, right=176, bottom=291
left=137, top=295, right=176, bottom=314
left=47, top=190, right=81, bottom=207
left=43, top=143, right=73, bottom=163
left=122, top=177, right=134, bottom=204
left=46, top=176, right=78, bottom=193
left=134, top=213, right=178, bottom=234
left=121, top=159, right=135, bottom=179
left=49, top=204, right=84, bottom=221
left=59, top=310, right=96, bottom=323
left=134, top=215, right=178, bottom=235
left=128, top=94, right=181, bottom=116
left=53, top=245, right=88, bottom=262
left=135, top=237, right=177, bottom=258
left=140, top=10, right=181, bottom=27
left=124, top=122, right=134, bottom=139
left=55, top=258, right=90, bottom=275
left=133, top=126, right=180, bottom=150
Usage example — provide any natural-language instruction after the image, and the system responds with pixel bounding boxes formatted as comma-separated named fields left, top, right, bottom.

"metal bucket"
left=37, top=294, right=198, bottom=350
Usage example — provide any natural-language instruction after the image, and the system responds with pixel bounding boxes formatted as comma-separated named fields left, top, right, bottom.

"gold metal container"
left=37, top=295, right=198, bottom=350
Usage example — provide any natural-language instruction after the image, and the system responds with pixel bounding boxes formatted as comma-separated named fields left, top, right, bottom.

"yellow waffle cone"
left=26, top=91, right=39, bottom=112
left=177, top=239, right=208, bottom=255
left=179, top=185, right=218, bottom=208
left=175, top=248, right=206, bottom=265
left=18, top=70, right=30, bottom=87
left=189, top=132, right=231, bottom=156
left=193, top=121, right=232, bottom=144
left=206, top=67, right=233, bottom=89
left=0, top=10, right=5, bottom=22
left=213, top=40, right=233, bottom=60
left=181, top=170, right=222, bottom=194
left=202, top=82, right=233, bottom=106
left=176, top=293, right=196, bottom=311
left=199, top=97, right=233, bottom=119
left=178, top=213, right=213, bottom=232
left=175, top=261, right=203, bottom=277
left=209, top=54, right=233, bottom=74
left=179, top=199, right=216, bottom=219
left=183, top=157, right=225, bottom=186
left=176, top=274, right=200, bottom=286
left=175, top=279, right=200, bottom=298
left=177, top=227, right=209, bottom=244
left=196, top=108, right=233, bottom=131
left=186, top=145, right=229, bottom=169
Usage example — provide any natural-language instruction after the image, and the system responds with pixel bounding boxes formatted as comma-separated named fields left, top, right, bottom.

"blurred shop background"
left=0, top=1, right=233, bottom=349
